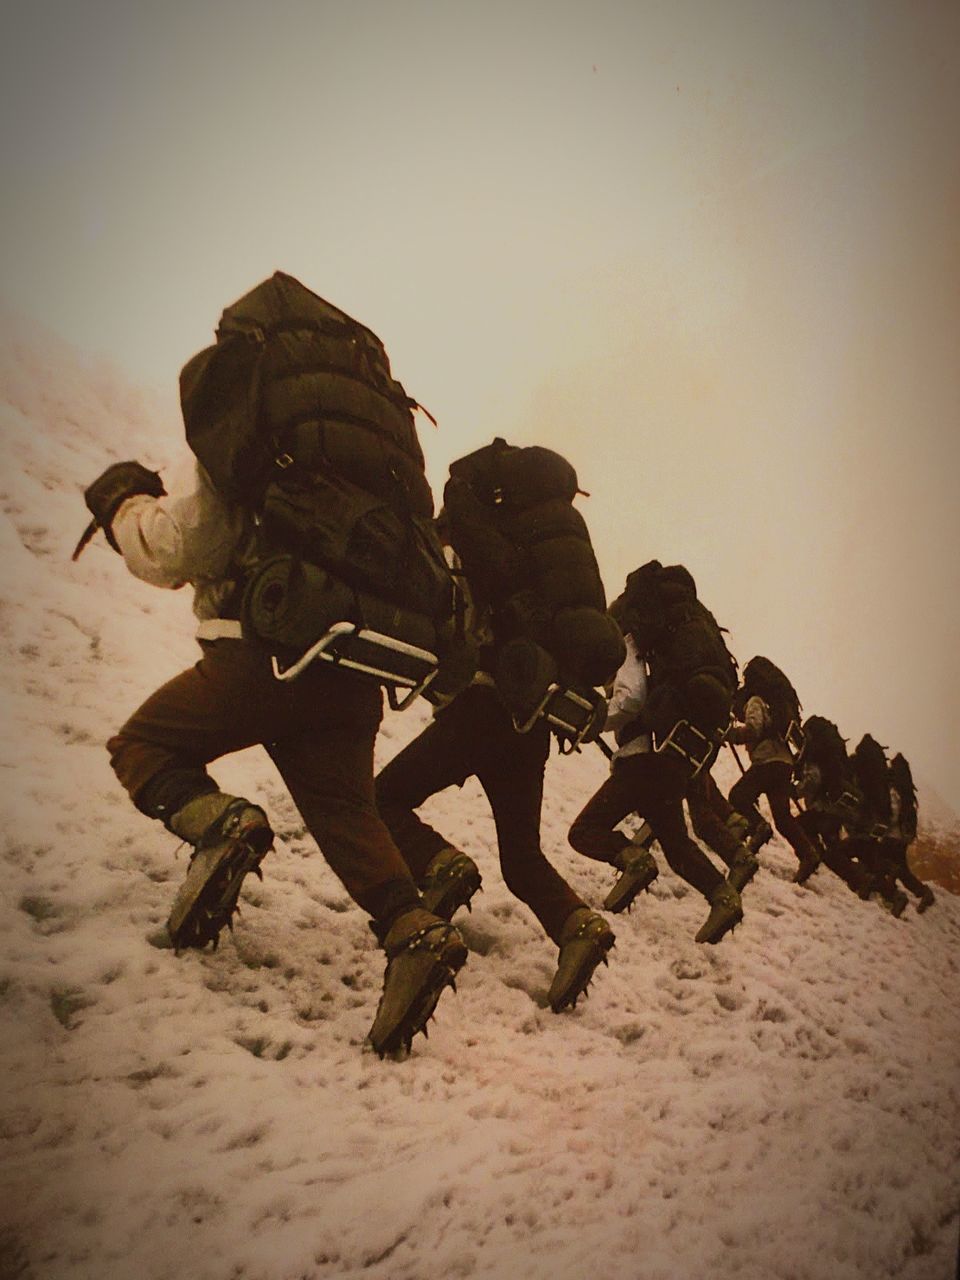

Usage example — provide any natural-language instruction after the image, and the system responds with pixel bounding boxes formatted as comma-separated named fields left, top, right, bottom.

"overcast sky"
left=2, top=0, right=958, bottom=807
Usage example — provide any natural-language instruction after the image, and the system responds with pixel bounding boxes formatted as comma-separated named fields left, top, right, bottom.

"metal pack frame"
left=271, top=621, right=438, bottom=710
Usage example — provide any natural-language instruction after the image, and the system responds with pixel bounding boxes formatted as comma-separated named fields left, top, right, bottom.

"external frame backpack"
left=735, top=655, right=803, bottom=752
left=850, top=734, right=892, bottom=835
left=799, top=715, right=861, bottom=819
left=889, top=752, right=919, bottom=841
left=442, top=437, right=625, bottom=747
left=180, top=272, right=463, bottom=701
left=611, top=560, right=738, bottom=774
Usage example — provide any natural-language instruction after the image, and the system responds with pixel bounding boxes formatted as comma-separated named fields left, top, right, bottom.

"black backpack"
left=889, top=752, right=918, bottom=840
left=851, top=734, right=892, bottom=831
left=180, top=273, right=461, bottom=693
left=443, top=438, right=625, bottom=734
left=612, top=561, right=738, bottom=742
left=800, top=716, right=859, bottom=813
left=735, top=655, right=802, bottom=738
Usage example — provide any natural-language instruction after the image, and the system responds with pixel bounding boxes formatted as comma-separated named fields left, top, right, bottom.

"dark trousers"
left=843, top=835, right=927, bottom=900
left=882, top=839, right=928, bottom=898
left=568, top=752, right=725, bottom=901
left=108, top=639, right=418, bottom=922
left=374, top=684, right=584, bottom=944
left=840, top=835, right=903, bottom=899
left=729, top=760, right=817, bottom=863
left=687, top=770, right=743, bottom=866
left=798, top=809, right=865, bottom=891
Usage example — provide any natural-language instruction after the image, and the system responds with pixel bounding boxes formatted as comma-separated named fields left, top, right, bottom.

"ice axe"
left=726, top=739, right=747, bottom=775
left=71, top=461, right=166, bottom=561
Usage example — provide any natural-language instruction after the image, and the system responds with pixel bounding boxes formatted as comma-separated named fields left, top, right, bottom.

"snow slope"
left=1, top=327, right=958, bottom=1280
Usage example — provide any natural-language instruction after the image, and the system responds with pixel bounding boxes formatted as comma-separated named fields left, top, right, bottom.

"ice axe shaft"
left=727, top=740, right=747, bottom=775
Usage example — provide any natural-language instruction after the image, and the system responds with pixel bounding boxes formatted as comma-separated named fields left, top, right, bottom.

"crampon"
left=368, top=909, right=467, bottom=1058
left=419, top=847, right=482, bottom=921
left=694, top=882, right=743, bottom=945
left=166, top=801, right=273, bottom=952
left=603, top=844, right=659, bottom=914
left=548, top=908, right=615, bottom=1013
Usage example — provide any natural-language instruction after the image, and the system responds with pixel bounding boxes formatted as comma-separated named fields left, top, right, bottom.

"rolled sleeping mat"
left=552, top=607, right=626, bottom=690
left=242, top=556, right=355, bottom=651
left=494, top=636, right=559, bottom=722
left=243, top=555, right=439, bottom=657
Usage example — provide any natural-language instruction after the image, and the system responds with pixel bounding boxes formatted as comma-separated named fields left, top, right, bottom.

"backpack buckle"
left=655, top=719, right=716, bottom=778
left=271, top=621, right=438, bottom=707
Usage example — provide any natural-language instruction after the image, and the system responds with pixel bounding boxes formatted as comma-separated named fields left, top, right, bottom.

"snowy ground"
left=1, top=327, right=958, bottom=1280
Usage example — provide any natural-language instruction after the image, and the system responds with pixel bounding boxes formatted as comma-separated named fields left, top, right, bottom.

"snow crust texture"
left=1, top=329, right=958, bottom=1280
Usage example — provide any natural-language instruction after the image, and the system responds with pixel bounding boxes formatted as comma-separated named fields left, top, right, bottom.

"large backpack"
left=889, top=752, right=919, bottom=840
left=611, top=560, right=738, bottom=743
left=180, top=273, right=460, bottom=693
left=850, top=734, right=892, bottom=832
left=799, top=715, right=859, bottom=814
left=442, top=438, right=625, bottom=735
left=735, top=655, right=802, bottom=739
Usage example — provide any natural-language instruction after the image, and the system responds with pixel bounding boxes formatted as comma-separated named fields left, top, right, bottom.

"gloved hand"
left=83, top=461, right=165, bottom=551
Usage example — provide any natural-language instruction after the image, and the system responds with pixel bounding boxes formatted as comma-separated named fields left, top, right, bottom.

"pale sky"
left=2, top=0, right=958, bottom=807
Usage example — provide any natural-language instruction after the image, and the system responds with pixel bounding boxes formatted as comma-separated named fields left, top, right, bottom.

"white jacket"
left=605, top=633, right=652, bottom=760
left=112, top=454, right=253, bottom=633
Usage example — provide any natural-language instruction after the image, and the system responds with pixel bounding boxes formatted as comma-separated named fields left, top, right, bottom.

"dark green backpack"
left=889, top=752, right=918, bottom=839
left=612, top=561, right=738, bottom=740
left=735, top=655, right=801, bottom=738
left=180, top=273, right=458, bottom=686
left=443, top=438, right=625, bottom=729
left=800, top=715, right=860, bottom=816
left=851, top=734, right=892, bottom=830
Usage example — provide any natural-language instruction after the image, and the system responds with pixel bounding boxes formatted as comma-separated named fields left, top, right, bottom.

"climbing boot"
left=728, top=847, right=760, bottom=892
left=603, top=836, right=659, bottom=914
left=166, top=793, right=273, bottom=951
left=748, top=820, right=774, bottom=854
left=880, top=889, right=909, bottom=919
left=419, top=846, right=482, bottom=920
left=548, top=907, right=615, bottom=1013
left=694, top=881, right=743, bottom=945
left=368, top=908, right=467, bottom=1058
left=855, top=870, right=875, bottom=900
left=724, top=811, right=752, bottom=845
left=916, top=885, right=936, bottom=913
left=793, top=848, right=821, bottom=885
